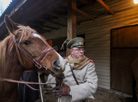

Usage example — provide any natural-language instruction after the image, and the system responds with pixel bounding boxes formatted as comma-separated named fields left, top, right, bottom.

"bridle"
left=0, top=36, right=56, bottom=91
left=13, top=36, right=54, bottom=70
left=0, top=36, right=63, bottom=93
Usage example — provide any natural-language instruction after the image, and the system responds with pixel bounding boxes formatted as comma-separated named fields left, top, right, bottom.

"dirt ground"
left=92, top=88, right=133, bottom=102
left=36, top=88, right=133, bottom=102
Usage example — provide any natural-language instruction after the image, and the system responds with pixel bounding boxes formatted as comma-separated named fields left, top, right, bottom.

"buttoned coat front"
left=47, top=59, right=98, bottom=102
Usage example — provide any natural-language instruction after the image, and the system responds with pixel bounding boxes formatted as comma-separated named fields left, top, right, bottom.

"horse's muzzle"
left=52, top=60, right=61, bottom=70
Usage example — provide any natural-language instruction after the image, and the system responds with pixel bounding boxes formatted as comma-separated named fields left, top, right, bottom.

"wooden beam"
left=73, top=8, right=95, bottom=20
left=67, top=0, right=77, bottom=55
left=67, top=0, right=77, bottom=40
left=97, top=0, right=115, bottom=15
left=63, top=1, right=94, bottom=20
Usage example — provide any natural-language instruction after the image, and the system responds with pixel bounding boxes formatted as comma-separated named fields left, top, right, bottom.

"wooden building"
left=0, top=0, right=138, bottom=96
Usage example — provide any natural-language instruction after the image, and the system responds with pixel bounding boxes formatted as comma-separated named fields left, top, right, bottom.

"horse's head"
left=4, top=15, right=65, bottom=77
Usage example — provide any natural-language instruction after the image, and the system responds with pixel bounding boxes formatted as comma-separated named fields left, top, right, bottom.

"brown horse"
left=0, top=15, right=65, bottom=102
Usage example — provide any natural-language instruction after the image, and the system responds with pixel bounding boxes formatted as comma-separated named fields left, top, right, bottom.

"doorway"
left=111, top=25, right=138, bottom=94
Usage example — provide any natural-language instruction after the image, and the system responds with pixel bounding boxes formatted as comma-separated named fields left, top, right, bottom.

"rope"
left=0, top=78, right=56, bottom=85
left=38, top=72, right=44, bottom=102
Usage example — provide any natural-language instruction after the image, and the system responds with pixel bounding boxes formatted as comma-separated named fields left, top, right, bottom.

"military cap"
left=67, top=37, right=84, bottom=49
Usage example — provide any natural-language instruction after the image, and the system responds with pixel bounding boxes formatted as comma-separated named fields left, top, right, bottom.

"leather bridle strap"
left=69, top=63, right=86, bottom=102
left=13, top=37, right=53, bottom=69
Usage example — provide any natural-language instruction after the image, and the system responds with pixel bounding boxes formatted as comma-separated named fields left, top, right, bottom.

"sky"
left=0, top=0, right=12, bottom=16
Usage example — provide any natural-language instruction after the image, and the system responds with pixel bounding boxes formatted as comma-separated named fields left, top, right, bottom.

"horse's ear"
left=4, top=15, right=19, bottom=35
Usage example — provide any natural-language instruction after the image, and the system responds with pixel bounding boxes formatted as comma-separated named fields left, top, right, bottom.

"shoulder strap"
left=69, top=63, right=79, bottom=85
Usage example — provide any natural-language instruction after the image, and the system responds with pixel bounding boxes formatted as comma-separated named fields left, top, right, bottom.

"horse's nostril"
left=53, top=60, right=61, bottom=70
left=53, top=60, right=58, bottom=65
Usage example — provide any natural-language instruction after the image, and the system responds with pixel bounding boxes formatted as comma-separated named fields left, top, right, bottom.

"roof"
left=0, top=0, right=114, bottom=39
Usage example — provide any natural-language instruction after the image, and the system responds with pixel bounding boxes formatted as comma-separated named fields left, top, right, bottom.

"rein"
left=0, top=78, right=55, bottom=85
left=0, top=36, right=64, bottom=95
left=0, top=37, right=55, bottom=88
left=0, top=78, right=56, bottom=91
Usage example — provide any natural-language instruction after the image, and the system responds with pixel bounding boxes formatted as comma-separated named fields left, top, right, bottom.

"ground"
left=92, top=88, right=133, bottom=102
left=36, top=88, right=133, bottom=102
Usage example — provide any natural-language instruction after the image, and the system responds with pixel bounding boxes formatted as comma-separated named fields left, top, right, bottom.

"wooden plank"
left=111, top=49, right=135, bottom=94
left=111, top=26, right=138, bottom=48
left=111, top=26, right=138, bottom=94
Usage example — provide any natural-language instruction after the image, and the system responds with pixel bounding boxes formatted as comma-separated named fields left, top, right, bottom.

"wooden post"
left=67, top=0, right=77, bottom=56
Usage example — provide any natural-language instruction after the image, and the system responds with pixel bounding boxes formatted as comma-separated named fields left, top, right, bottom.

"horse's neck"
left=1, top=44, right=25, bottom=80
left=0, top=45, right=24, bottom=97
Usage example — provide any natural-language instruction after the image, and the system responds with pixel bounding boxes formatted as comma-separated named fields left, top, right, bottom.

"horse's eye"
left=24, top=40, right=31, bottom=45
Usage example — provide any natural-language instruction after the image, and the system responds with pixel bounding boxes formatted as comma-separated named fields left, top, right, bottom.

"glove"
left=53, top=84, right=70, bottom=97
left=56, top=76, right=63, bottom=85
left=55, top=73, right=65, bottom=85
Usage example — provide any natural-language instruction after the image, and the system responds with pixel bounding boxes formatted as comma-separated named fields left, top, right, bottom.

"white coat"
left=47, top=60, right=98, bottom=102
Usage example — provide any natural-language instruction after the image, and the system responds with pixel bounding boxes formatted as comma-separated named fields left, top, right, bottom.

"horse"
left=0, top=15, right=66, bottom=102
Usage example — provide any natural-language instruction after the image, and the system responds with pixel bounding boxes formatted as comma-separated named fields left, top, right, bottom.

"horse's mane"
left=0, top=36, right=11, bottom=73
left=14, top=25, right=37, bottom=43
left=0, top=25, right=37, bottom=76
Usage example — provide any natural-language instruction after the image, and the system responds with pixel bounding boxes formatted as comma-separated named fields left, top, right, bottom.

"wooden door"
left=111, top=25, right=138, bottom=94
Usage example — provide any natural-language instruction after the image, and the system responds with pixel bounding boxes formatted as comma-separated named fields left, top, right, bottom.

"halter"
left=0, top=37, right=64, bottom=94
left=13, top=36, right=54, bottom=70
